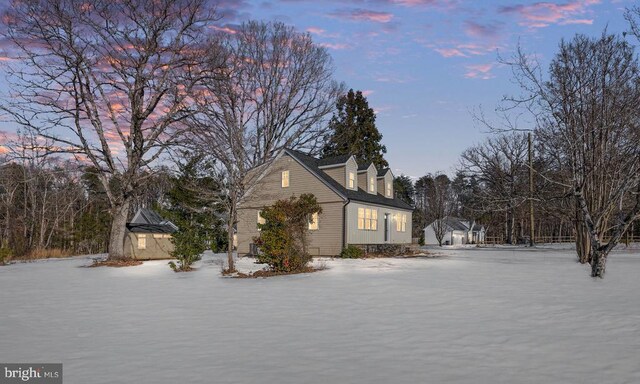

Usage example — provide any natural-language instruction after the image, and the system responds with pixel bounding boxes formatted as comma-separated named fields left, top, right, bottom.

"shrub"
left=253, top=194, right=322, bottom=273
left=419, top=231, right=425, bottom=246
left=340, top=245, right=364, bottom=259
left=168, top=227, right=206, bottom=272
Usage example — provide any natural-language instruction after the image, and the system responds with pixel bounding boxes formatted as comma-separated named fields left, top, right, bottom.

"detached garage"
left=124, top=208, right=178, bottom=260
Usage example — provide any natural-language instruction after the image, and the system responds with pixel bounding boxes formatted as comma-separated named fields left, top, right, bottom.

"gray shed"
left=124, top=208, right=178, bottom=260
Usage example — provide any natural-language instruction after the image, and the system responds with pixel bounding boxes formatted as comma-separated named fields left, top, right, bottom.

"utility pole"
left=528, top=132, right=535, bottom=247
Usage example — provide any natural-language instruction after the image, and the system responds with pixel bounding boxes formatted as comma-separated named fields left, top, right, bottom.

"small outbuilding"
left=424, top=217, right=485, bottom=246
left=124, top=208, right=178, bottom=260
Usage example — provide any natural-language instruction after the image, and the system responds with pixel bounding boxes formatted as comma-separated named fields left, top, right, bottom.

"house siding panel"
left=346, top=201, right=412, bottom=245
left=323, top=166, right=346, bottom=188
left=123, top=232, right=174, bottom=260
left=238, top=154, right=345, bottom=256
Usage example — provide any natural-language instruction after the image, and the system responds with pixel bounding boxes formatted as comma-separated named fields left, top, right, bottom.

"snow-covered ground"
left=2, top=245, right=640, bottom=384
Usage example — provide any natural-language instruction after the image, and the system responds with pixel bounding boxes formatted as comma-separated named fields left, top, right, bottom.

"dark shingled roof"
left=357, top=162, right=373, bottom=171
left=127, top=208, right=178, bottom=234
left=285, top=149, right=413, bottom=211
left=377, top=168, right=391, bottom=177
left=316, top=154, right=352, bottom=167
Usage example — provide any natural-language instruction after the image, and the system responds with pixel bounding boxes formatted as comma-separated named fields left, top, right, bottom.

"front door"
left=384, top=213, right=389, bottom=242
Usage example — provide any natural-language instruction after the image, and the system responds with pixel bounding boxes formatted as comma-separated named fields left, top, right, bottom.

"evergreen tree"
left=322, top=89, right=388, bottom=168
left=393, top=175, right=415, bottom=206
left=159, top=152, right=227, bottom=272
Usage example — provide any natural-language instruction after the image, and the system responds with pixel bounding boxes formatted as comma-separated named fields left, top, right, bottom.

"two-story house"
left=237, top=148, right=413, bottom=256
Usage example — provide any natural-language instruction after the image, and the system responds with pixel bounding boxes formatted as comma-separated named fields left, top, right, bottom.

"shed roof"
left=127, top=208, right=178, bottom=234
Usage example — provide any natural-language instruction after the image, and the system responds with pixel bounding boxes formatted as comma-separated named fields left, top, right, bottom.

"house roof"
left=429, top=217, right=483, bottom=232
left=316, top=154, right=352, bottom=167
left=377, top=168, right=391, bottom=177
left=443, top=217, right=470, bottom=231
left=285, top=149, right=413, bottom=211
left=357, top=162, right=373, bottom=171
left=127, top=208, right=178, bottom=234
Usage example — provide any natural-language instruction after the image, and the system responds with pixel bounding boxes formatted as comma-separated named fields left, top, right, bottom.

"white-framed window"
left=348, top=172, right=355, bottom=189
left=137, top=234, right=146, bottom=249
left=257, top=210, right=265, bottom=230
left=308, top=212, right=319, bottom=230
left=386, top=182, right=392, bottom=197
left=396, top=214, right=402, bottom=232
left=369, top=176, right=375, bottom=192
left=281, top=170, right=290, bottom=188
left=153, top=234, right=162, bottom=239
left=371, top=209, right=378, bottom=230
left=358, top=208, right=377, bottom=231
left=401, top=214, right=407, bottom=232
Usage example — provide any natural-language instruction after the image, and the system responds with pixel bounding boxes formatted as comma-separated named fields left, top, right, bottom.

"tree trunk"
left=226, top=201, right=236, bottom=272
left=575, top=206, right=591, bottom=264
left=107, top=200, right=130, bottom=260
left=590, top=249, right=607, bottom=278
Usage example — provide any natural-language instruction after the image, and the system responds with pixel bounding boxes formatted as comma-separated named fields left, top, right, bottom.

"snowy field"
left=2, top=246, right=640, bottom=384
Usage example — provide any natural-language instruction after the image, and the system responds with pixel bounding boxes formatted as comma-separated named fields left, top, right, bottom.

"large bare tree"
left=2, top=0, right=215, bottom=259
left=188, top=21, right=343, bottom=271
left=507, top=32, right=640, bottom=278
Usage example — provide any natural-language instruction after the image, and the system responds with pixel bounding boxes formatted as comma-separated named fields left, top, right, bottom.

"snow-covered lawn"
left=2, top=246, right=640, bottom=384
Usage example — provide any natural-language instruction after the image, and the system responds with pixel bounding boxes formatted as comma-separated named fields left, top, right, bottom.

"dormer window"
left=348, top=172, right=355, bottom=189
left=386, top=182, right=392, bottom=197
left=369, top=176, right=375, bottom=192
left=281, top=170, right=289, bottom=188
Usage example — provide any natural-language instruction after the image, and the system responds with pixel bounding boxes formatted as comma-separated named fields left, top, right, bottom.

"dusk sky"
left=212, top=0, right=631, bottom=178
left=0, top=0, right=634, bottom=178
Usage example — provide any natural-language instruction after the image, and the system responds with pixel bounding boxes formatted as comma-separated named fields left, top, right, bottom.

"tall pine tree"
left=322, top=89, right=388, bottom=168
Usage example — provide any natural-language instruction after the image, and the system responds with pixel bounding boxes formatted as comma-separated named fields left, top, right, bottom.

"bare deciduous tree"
left=1, top=0, right=215, bottom=260
left=187, top=21, right=344, bottom=271
left=506, top=32, right=640, bottom=278
left=460, top=133, right=529, bottom=244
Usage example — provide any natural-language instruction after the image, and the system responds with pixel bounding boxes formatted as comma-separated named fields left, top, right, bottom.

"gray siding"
left=323, top=166, right=346, bottom=188
left=238, top=153, right=345, bottom=256
left=346, top=201, right=412, bottom=245
left=124, top=232, right=174, bottom=260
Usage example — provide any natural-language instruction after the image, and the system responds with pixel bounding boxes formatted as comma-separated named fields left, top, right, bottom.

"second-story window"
left=348, top=172, right=355, bottom=189
left=281, top=170, right=289, bottom=188
left=386, top=182, right=392, bottom=197
left=369, top=176, right=375, bottom=192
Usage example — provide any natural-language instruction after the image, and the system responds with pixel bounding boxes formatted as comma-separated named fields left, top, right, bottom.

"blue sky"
left=0, top=0, right=633, bottom=178
left=214, top=0, right=631, bottom=178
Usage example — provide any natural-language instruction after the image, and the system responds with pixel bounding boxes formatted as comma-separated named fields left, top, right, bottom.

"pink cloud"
left=434, top=48, right=466, bottom=58
left=328, top=9, right=394, bottom=23
left=306, top=27, right=325, bottom=35
left=559, top=18, right=593, bottom=25
left=464, top=63, right=495, bottom=80
left=499, top=0, right=600, bottom=28
left=210, top=25, right=237, bottom=34
left=362, top=90, right=375, bottom=96
left=319, top=42, right=351, bottom=50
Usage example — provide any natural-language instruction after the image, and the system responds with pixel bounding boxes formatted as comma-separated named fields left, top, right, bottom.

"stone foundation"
left=351, top=243, right=415, bottom=256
